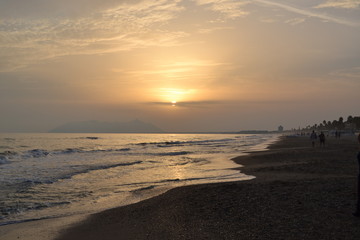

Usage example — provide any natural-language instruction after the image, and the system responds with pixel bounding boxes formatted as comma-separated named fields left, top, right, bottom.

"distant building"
left=278, top=125, right=284, bottom=132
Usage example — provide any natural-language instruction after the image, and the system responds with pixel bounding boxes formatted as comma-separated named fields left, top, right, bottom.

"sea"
left=0, top=133, right=278, bottom=226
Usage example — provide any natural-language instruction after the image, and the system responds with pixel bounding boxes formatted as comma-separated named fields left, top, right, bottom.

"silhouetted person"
left=310, top=130, right=317, bottom=147
left=319, top=132, right=325, bottom=147
left=354, top=152, right=360, bottom=217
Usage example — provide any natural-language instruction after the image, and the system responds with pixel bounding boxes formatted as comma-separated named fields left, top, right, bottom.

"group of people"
left=308, top=131, right=360, bottom=217
left=310, top=130, right=326, bottom=147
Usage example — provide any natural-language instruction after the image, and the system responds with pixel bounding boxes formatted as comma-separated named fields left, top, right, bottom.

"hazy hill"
left=49, top=120, right=164, bottom=133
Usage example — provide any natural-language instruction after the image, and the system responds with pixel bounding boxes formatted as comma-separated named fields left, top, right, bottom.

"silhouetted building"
left=278, top=125, right=284, bottom=132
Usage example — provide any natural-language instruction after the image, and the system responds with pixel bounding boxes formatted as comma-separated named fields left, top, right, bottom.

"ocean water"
left=0, top=133, right=278, bottom=226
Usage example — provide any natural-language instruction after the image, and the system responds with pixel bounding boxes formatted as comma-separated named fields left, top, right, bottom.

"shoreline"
left=54, top=135, right=360, bottom=240
left=2, top=135, right=360, bottom=239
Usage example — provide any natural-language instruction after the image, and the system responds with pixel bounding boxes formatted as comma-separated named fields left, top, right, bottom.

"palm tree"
left=338, top=117, right=344, bottom=130
left=323, top=120, right=327, bottom=129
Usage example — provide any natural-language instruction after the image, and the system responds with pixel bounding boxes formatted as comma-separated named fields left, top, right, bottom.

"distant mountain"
left=49, top=120, right=164, bottom=133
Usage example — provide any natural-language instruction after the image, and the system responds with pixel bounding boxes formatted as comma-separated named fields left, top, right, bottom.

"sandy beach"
left=2, top=135, right=360, bottom=240
left=51, top=135, right=360, bottom=240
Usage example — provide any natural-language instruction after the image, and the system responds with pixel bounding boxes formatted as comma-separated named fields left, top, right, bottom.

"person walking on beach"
left=310, top=130, right=317, bottom=147
left=354, top=151, right=360, bottom=217
left=319, top=132, right=325, bottom=147
left=354, top=134, right=360, bottom=217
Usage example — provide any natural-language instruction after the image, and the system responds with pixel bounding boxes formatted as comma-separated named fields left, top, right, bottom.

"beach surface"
left=3, top=135, right=360, bottom=239
left=55, top=135, right=360, bottom=240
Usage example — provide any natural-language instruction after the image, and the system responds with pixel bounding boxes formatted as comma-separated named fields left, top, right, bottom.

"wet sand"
left=6, top=135, right=360, bottom=240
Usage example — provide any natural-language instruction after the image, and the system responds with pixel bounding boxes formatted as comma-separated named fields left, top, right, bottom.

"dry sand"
left=4, top=135, right=360, bottom=240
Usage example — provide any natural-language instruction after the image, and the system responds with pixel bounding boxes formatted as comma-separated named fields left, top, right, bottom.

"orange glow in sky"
left=0, top=0, right=359, bottom=132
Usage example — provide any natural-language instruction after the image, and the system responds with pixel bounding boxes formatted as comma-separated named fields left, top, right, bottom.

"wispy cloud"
left=0, top=0, right=185, bottom=72
left=145, top=98, right=300, bottom=109
left=198, top=26, right=234, bottom=33
left=330, top=66, right=360, bottom=79
left=112, top=60, right=228, bottom=83
left=285, top=18, right=306, bottom=25
left=253, top=0, right=360, bottom=26
left=194, top=0, right=250, bottom=20
left=259, top=18, right=278, bottom=24
left=145, top=100, right=228, bottom=108
left=315, top=0, right=360, bottom=9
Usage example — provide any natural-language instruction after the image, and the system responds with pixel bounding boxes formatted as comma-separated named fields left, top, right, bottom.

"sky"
left=0, top=0, right=359, bottom=132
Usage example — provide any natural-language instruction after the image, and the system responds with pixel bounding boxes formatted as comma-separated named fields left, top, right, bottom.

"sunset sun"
left=154, top=88, right=196, bottom=104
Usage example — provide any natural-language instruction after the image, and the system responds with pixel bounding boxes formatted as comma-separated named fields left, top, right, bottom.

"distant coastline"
left=48, top=119, right=279, bottom=134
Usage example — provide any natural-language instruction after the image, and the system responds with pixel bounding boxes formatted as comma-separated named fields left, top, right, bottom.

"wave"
left=1, top=160, right=144, bottom=223
left=115, top=148, right=131, bottom=152
left=166, top=157, right=209, bottom=166
left=54, top=147, right=132, bottom=155
left=85, top=137, right=100, bottom=140
left=153, top=151, right=191, bottom=156
left=23, top=161, right=143, bottom=186
left=135, top=138, right=235, bottom=147
left=160, top=178, right=181, bottom=183
left=3, top=137, right=237, bottom=160
left=13, top=146, right=133, bottom=160
left=74, top=136, right=101, bottom=140
left=130, top=185, right=156, bottom=192
left=0, top=156, right=8, bottom=164
left=0, top=150, right=17, bottom=155
left=0, top=202, right=71, bottom=226
left=23, top=149, right=50, bottom=158
left=13, top=146, right=191, bottom=160
left=54, top=148, right=84, bottom=155
left=118, top=173, right=239, bottom=193
left=0, top=145, right=12, bottom=149
left=85, top=161, right=143, bottom=172
left=2, top=138, right=15, bottom=141
left=0, top=151, right=17, bottom=164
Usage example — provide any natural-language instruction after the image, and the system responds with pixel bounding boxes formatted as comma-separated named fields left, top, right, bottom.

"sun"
left=155, top=88, right=196, bottom=104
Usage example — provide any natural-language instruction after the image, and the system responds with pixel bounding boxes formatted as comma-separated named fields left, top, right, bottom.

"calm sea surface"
left=0, top=133, right=278, bottom=225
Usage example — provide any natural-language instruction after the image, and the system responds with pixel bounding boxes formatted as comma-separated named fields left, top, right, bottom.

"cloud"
left=144, top=98, right=299, bottom=109
left=330, top=66, right=360, bottom=79
left=253, top=0, right=360, bottom=27
left=0, top=0, right=185, bottom=72
left=198, top=26, right=234, bottom=33
left=314, top=0, right=360, bottom=9
left=285, top=18, right=306, bottom=25
left=0, top=0, right=143, bottom=18
left=259, top=18, right=278, bottom=24
left=145, top=100, right=230, bottom=108
left=193, top=0, right=250, bottom=20
left=111, top=60, right=229, bottom=83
